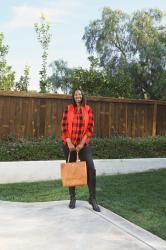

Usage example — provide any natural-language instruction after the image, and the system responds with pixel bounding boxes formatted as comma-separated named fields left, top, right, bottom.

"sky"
left=0, top=0, right=166, bottom=91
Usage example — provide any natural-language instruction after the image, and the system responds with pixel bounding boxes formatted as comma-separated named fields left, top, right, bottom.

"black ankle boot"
left=69, top=187, right=76, bottom=209
left=89, top=194, right=101, bottom=212
left=69, top=196, right=76, bottom=209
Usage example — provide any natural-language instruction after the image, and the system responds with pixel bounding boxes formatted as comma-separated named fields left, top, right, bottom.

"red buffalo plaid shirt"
left=61, top=105, right=94, bottom=145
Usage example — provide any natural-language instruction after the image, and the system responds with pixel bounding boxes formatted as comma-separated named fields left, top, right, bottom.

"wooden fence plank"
left=152, top=102, right=157, bottom=136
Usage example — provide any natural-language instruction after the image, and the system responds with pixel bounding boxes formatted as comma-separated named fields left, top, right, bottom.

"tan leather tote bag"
left=60, top=151, right=87, bottom=187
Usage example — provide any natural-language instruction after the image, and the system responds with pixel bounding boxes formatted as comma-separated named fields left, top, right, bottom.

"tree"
left=49, top=57, right=134, bottom=97
left=83, top=8, right=166, bottom=100
left=70, top=67, right=104, bottom=95
left=0, top=32, right=15, bottom=90
left=49, top=58, right=105, bottom=95
left=49, top=59, right=71, bottom=94
left=129, top=9, right=166, bottom=99
left=15, top=65, right=30, bottom=91
left=83, top=8, right=130, bottom=70
left=34, top=14, right=51, bottom=93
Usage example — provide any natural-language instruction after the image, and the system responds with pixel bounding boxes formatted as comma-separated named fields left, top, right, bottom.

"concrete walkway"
left=0, top=200, right=166, bottom=250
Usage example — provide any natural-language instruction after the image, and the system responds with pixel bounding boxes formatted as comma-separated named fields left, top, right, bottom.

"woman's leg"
left=79, top=145, right=100, bottom=212
left=62, top=144, right=77, bottom=209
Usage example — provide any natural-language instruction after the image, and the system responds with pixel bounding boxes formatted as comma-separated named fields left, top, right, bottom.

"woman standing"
left=61, top=89, right=100, bottom=212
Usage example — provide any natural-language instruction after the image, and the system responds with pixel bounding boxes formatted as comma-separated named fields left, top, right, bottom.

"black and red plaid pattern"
left=61, top=105, right=94, bottom=145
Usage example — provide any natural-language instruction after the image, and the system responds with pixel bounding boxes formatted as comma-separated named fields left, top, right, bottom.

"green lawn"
left=0, top=169, right=166, bottom=240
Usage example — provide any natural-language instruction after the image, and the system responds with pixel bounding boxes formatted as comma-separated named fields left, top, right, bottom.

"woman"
left=61, top=88, right=100, bottom=212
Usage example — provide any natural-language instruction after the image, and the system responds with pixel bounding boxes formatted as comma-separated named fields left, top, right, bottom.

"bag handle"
left=67, top=151, right=79, bottom=163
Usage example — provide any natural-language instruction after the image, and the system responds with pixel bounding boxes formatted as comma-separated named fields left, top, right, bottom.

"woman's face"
left=74, top=90, right=82, bottom=105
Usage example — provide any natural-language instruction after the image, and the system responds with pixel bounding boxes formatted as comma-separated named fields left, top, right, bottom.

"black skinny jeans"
left=62, top=143, right=96, bottom=195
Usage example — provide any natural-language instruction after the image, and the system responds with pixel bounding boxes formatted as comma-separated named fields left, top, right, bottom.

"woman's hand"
left=76, top=142, right=84, bottom=152
left=67, top=141, right=76, bottom=152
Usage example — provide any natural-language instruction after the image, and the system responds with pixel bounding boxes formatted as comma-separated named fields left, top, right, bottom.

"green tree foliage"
left=69, top=67, right=104, bottom=95
left=49, top=57, right=134, bottom=97
left=0, top=32, right=15, bottom=91
left=15, top=65, right=30, bottom=91
left=49, top=58, right=105, bottom=95
left=49, top=59, right=71, bottom=94
left=82, top=8, right=166, bottom=100
left=34, top=14, right=51, bottom=93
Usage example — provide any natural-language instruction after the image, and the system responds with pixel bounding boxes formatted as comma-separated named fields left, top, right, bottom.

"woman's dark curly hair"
left=71, top=88, right=86, bottom=106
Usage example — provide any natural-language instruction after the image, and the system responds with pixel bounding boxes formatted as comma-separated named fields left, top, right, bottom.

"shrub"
left=0, top=135, right=165, bottom=161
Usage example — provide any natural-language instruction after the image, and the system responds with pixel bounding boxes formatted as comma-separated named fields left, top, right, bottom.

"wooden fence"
left=0, top=91, right=166, bottom=139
